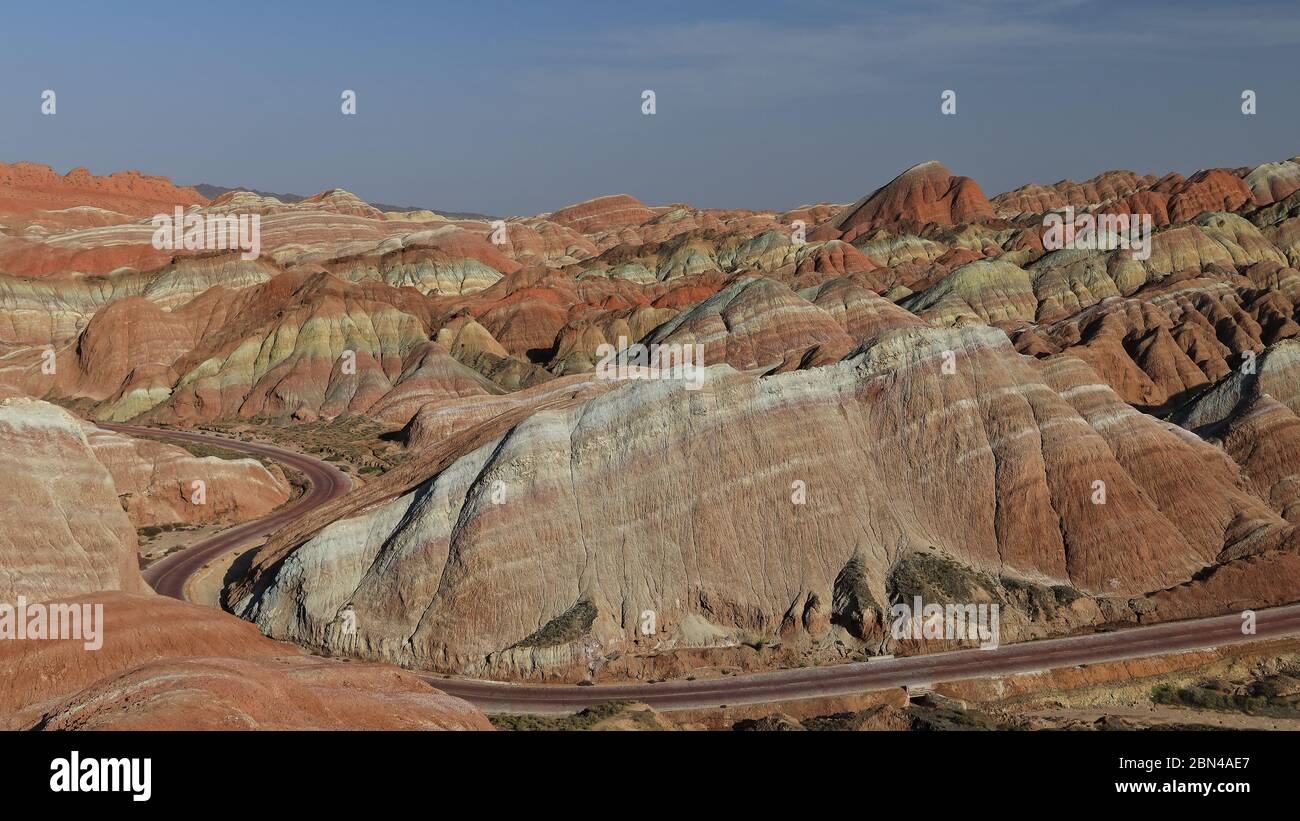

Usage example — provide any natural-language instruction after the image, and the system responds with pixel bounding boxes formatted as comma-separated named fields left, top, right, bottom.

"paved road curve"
left=107, top=425, right=1300, bottom=714
left=430, top=605, right=1300, bottom=713
left=101, top=423, right=352, bottom=600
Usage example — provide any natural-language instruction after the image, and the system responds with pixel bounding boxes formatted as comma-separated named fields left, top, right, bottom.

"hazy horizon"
left=3, top=0, right=1298, bottom=215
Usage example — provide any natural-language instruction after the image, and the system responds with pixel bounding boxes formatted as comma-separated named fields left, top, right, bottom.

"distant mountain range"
left=190, top=183, right=496, bottom=221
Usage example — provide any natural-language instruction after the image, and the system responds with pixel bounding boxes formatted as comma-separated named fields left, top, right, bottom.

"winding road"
left=112, top=424, right=1300, bottom=714
left=101, top=423, right=352, bottom=600
left=432, top=606, right=1300, bottom=713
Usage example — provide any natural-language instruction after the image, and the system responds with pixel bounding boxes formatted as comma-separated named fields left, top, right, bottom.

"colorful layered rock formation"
left=7, top=154, right=1300, bottom=688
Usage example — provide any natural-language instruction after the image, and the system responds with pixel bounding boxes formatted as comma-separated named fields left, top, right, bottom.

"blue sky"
left=1, top=0, right=1297, bottom=215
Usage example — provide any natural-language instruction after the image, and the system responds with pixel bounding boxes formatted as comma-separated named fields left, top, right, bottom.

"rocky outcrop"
left=0, top=395, right=291, bottom=598
left=903, top=258, right=1036, bottom=325
left=30, top=271, right=499, bottom=424
left=992, top=170, right=1156, bottom=218
left=832, top=161, right=994, bottom=239
left=1022, top=260, right=1300, bottom=410
left=642, top=275, right=854, bottom=371
left=1099, top=170, right=1256, bottom=228
left=0, top=161, right=206, bottom=218
left=0, top=397, right=145, bottom=602
left=82, top=423, right=291, bottom=528
left=231, top=325, right=1288, bottom=679
left=547, top=194, right=655, bottom=233
left=1246, top=158, right=1300, bottom=206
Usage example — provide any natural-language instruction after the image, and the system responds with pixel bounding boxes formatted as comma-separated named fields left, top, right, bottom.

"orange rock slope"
left=0, top=593, right=492, bottom=730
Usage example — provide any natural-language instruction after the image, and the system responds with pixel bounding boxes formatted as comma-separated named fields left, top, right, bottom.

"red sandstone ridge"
left=1154, top=169, right=1255, bottom=223
left=1098, top=168, right=1256, bottom=227
left=991, top=170, right=1157, bottom=217
left=546, top=194, right=655, bottom=233
left=0, top=593, right=492, bottom=730
left=0, top=161, right=207, bottom=217
left=831, top=161, right=994, bottom=240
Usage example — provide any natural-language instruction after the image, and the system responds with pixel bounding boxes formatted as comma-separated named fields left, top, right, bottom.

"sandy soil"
left=184, top=541, right=262, bottom=608
left=139, top=523, right=223, bottom=564
left=1025, top=705, right=1300, bottom=730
